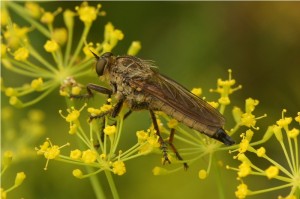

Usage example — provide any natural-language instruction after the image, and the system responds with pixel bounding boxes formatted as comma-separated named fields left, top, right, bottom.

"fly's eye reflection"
left=95, top=58, right=107, bottom=76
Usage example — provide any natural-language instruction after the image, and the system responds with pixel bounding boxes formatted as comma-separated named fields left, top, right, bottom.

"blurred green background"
left=1, top=1, right=300, bottom=199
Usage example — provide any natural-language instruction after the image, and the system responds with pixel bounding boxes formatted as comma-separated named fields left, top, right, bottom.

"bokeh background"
left=1, top=1, right=300, bottom=199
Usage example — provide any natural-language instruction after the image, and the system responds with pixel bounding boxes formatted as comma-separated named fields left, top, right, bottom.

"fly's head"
left=91, top=52, right=115, bottom=77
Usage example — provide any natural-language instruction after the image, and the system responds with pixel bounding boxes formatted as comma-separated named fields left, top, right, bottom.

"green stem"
left=86, top=167, right=107, bottom=199
left=104, top=170, right=120, bottom=199
left=213, top=155, right=226, bottom=199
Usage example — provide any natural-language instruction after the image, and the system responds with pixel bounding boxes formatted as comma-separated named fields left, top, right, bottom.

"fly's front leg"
left=149, top=110, right=171, bottom=165
left=169, top=128, right=189, bottom=170
left=70, top=83, right=112, bottom=99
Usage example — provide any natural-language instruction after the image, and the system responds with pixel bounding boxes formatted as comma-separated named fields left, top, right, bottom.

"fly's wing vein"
left=131, top=73, right=225, bottom=127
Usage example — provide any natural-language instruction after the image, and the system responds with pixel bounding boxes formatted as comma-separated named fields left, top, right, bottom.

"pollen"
left=31, top=78, right=44, bottom=91
left=104, top=125, right=116, bottom=136
left=44, top=40, right=59, bottom=52
left=265, top=165, right=279, bottom=179
left=81, top=149, right=97, bottom=164
left=112, top=160, right=126, bottom=176
left=14, top=47, right=29, bottom=61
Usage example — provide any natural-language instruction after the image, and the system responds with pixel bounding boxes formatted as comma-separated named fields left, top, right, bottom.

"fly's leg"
left=149, top=110, right=171, bottom=165
left=169, top=128, right=189, bottom=170
left=70, top=83, right=112, bottom=99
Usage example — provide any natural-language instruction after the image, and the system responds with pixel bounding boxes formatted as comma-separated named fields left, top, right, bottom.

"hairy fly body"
left=78, top=52, right=235, bottom=167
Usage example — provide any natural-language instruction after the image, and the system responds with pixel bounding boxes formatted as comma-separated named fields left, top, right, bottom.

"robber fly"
left=77, top=52, right=235, bottom=167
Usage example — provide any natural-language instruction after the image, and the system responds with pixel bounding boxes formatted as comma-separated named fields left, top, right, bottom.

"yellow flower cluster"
left=228, top=110, right=300, bottom=198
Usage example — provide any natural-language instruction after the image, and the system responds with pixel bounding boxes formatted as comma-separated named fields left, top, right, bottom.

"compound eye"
left=95, top=58, right=107, bottom=76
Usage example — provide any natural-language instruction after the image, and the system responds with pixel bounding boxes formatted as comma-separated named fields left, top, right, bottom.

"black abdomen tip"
left=213, top=128, right=235, bottom=145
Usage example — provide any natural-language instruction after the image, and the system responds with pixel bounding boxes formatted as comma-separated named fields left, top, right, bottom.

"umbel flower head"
left=228, top=110, right=300, bottom=199
left=1, top=1, right=141, bottom=107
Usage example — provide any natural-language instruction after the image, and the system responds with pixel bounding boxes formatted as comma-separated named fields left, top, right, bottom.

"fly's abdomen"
left=149, top=99, right=218, bottom=137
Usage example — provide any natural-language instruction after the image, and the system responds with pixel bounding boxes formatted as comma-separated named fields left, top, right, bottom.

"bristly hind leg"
left=169, top=128, right=189, bottom=170
left=149, top=110, right=171, bottom=165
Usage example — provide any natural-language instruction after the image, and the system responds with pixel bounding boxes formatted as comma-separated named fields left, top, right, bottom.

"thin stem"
left=104, top=170, right=120, bottom=199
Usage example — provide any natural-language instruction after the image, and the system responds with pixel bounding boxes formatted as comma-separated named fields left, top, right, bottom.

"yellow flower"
left=44, top=40, right=59, bottom=52
left=191, top=88, right=202, bottom=97
left=103, top=125, right=116, bottom=136
left=127, top=41, right=141, bottom=56
left=44, top=145, right=60, bottom=159
left=52, top=28, right=68, bottom=45
left=287, top=128, right=299, bottom=138
left=41, top=12, right=55, bottom=24
left=235, top=183, right=248, bottom=199
left=256, top=147, right=266, bottom=157
left=70, top=149, right=82, bottom=160
left=31, top=78, right=44, bottom=91
left=238, top=162, right=251, bottom=178
left=14, top=47, right=29, bottom=61
left=14, top=172, right=26, bottom=186
left=76, top=2, right=101, bottom=24
left=69, top=124, right=77, bottom=135
left=198, top=169, right=207, bottom=180
left=25, top=2, right=43, bottom=18
left=2, top=151, right=13, bottom=167
left=265, top=165, right=279, bottom=179
left=112, top=160, right=126, bottom=175
left=136, top=130, right=148, bottom=143
left=72, top=169, right=83, bottom=178
left=152, top=166, right=169, bottom=175
left=81, top=149, right=97, bottom=164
